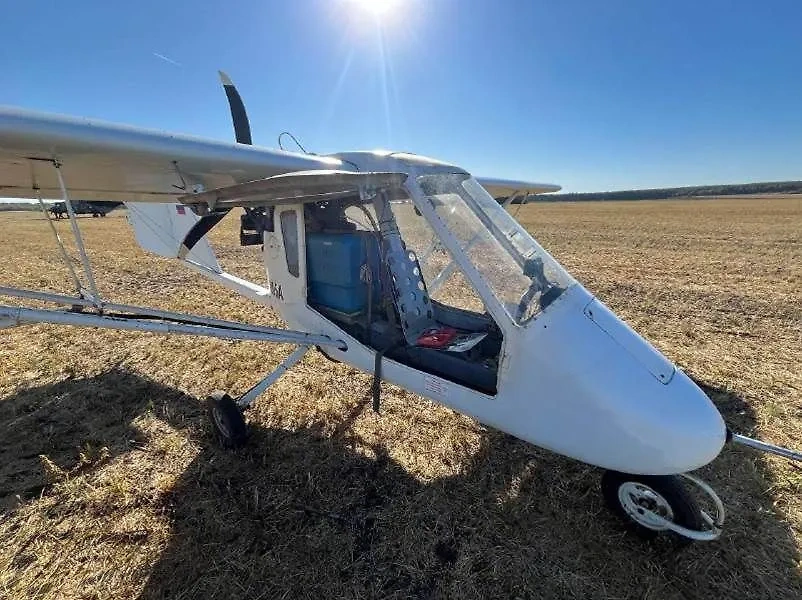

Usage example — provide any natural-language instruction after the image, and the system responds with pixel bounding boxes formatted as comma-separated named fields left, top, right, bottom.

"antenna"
left=278, top=131, right=309, bottom=154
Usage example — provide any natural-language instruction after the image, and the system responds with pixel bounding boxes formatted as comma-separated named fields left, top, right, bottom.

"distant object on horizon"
left=47, top=200, right=121, bottom=219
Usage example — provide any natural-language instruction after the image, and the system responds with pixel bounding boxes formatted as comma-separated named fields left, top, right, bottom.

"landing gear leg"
left=205, top=345, right=312, bottom=448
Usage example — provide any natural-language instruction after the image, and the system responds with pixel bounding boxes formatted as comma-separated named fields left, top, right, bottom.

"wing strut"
left=53, top=162, right=102, bottom=306
left=34, top=188, right=83, bottom=295
left=0, top=286, right=347, bottom=350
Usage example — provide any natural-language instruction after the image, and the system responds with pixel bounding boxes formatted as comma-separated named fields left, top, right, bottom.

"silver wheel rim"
left=618, top=482, right=674, bottom=531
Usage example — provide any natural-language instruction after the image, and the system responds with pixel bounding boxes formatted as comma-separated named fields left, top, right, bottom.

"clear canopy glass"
left=416, top=173, right=575, bottom=324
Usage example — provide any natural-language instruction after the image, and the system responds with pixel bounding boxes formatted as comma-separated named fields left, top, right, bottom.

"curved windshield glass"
left=417, top=173, right=575, bottom=324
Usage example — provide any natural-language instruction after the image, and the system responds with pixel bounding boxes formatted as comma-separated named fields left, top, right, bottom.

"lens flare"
left=346, top=0, right=400, bottom=19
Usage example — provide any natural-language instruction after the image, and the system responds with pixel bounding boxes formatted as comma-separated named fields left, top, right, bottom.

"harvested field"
left=0, top=196, right=800, bottom=599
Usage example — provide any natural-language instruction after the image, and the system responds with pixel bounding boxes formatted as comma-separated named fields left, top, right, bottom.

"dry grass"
left=0, top=196, right=800, bottom=599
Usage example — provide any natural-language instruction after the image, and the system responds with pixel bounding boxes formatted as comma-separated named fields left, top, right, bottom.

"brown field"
left=1, top=196, right=800, bottom=599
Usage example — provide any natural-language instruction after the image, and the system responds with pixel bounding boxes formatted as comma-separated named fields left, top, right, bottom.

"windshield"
left=416, top=173, right=575, bottom=324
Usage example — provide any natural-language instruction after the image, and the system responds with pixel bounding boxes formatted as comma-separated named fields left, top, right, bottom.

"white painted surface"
left=126, top=202, right=220, bottom=271
left=0, top=106, right=342, bottom=201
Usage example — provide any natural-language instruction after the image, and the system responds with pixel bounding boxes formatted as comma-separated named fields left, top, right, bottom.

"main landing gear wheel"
left=206, top=391, right=248, bottom=448
left=601, top=470, right=704, bottom=546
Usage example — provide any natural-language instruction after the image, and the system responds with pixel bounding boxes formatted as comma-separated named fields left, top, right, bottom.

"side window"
left=280, top=210, right=300, bottom=277
left=391, top=200, right=486, bottom=314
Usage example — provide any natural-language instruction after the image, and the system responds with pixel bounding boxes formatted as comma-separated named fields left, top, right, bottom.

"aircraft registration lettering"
left=270, top=280, right=284, bottom=301
left=424, top=374, right=448, bottom=398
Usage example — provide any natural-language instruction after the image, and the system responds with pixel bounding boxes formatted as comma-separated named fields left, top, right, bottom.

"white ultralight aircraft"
left=0, top=73, right=798, bottom=545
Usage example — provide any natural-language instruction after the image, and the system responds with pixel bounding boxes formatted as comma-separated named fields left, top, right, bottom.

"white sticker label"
left=424, top=375, right=449, bottom=398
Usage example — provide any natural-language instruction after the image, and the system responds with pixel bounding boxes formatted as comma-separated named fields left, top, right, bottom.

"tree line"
left=528, top=180, right=802, bottom=202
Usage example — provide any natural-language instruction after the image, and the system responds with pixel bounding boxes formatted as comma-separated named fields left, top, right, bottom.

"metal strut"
left=53, top=162, right=101, bottom=305
left=0, top=288, right=347, bottom=349
left=35, top=189, right=83, bottom=295
left=0, top=286, right=317, bottom=338
left=236, top=345, right=312, bottom=409
left=0, top=305, right=342, bottom=346
left=730, top=433, right=802, bottom=462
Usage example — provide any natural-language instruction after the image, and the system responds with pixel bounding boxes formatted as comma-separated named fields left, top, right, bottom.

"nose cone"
left=584, top=297, right=726, bottom=471
left=648, top=368, right=727, bottom=473
left=499, top=286, right=726, bottom=475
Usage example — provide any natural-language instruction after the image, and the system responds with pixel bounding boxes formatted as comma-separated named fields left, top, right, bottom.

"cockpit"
left=414, top=172, right=574, bottom=324
left=241, top=158, right=574, bottom=396
left=300, top=189, right=505, bottom=395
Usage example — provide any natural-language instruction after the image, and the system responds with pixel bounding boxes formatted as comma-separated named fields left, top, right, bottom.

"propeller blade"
left=218, top=70, right=252, bottom=145
left=178, top=210, right=230, bottom=258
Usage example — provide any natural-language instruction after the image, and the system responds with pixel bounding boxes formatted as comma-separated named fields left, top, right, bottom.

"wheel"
left=601, top=470, right=703, bottom=545
left=206, top=391, right=248, bottom=448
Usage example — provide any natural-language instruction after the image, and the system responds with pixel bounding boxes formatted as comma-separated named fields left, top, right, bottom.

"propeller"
left=217, top=70, right=275, bottom=246
left=218, top=70, right=252, bottom=145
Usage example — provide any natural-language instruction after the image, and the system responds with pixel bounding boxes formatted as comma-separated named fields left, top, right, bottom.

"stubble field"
left=0, top=196, right=800, bottom=599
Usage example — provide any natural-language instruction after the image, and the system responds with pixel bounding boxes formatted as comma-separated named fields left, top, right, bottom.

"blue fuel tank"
left=306, top=232, right=381, bottom=314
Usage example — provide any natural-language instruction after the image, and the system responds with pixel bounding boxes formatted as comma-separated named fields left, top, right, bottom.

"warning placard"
left=424, top=375, right=449, bottom=398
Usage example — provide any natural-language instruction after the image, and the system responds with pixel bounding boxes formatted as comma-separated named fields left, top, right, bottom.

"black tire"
left=207, top=391, right=248, bottom=448
left=601, top=470, right=703, bottom=545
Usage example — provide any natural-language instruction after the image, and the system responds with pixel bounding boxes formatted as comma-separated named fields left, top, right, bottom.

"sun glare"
left=346, top=0, right=400, bottom=19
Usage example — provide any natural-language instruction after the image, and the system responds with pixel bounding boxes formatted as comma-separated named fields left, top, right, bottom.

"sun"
left=345, top=0, right=401, bottom=19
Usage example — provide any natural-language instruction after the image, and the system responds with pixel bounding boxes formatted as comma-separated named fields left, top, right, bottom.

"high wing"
left=0, top=106, right=559, bottom=204
left=0, top=106, right=345, bottom=201
left=128, top=170, right=407, bottom=264
left=476, top=177, right=561, bottom=198
left=178, top=170, right=408, bottom=210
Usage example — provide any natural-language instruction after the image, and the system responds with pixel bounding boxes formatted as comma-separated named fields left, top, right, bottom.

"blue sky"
left=2, top=0, right=801, bottom=192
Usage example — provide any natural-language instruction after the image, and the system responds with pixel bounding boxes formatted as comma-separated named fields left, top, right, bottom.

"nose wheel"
left=601, top=471, right=710, bottom=545
left=207, top=391, right=248, bottom=448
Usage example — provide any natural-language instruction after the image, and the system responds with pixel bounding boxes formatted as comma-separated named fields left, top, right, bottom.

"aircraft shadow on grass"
left=0, top=369, right=800, bottom=599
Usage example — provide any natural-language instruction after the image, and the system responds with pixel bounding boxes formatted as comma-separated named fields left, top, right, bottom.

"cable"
left=278, top=131, right=309, bottom=154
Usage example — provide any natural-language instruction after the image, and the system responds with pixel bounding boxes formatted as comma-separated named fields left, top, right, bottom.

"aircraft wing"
left=127, top=170, right=407, bottom=263
left=0, top=106, right=559, bottom=203
left=179, top=170, right=408, bottom=209
left=0, top=106, right=345, bottom=201
left=477, top=177, right=561, bottom=198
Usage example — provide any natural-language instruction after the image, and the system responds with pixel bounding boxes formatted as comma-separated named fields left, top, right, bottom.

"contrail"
left=152, top=52, right=182, bottom=67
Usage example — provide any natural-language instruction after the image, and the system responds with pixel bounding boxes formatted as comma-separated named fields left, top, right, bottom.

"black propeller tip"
left=218, top=70, right=253, bottom=145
